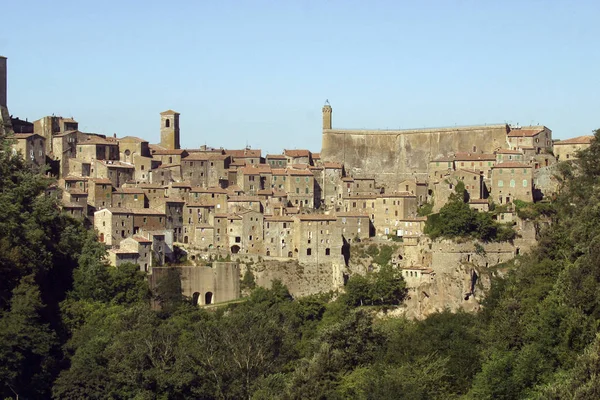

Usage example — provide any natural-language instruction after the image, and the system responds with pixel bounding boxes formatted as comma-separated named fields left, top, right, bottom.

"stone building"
left=454, top=152, right=495, bottom=179
left=284, top=149, right=312, bottom=165
left=11, top=133, right=46, bottom=166
left=553, top=136, right=594, bottom=161
left=224, top=148, right=262, bottom=165
left=452, top=169, right=483, bottom=200
left=132, top=208, right=166, bottom=235
left=337, top=212, right=371, bottom=242
left=496, top=148, right=525, bottom=163
left=374, top=192, right=418, bottom=236
left=491, top=162, right=533, bottom=204
left=76, top=135, right=119, bottom=162
left=94, top=208, right=134, bottom=246
left=507, top=126, right=553, bottom=155
left=264, top=216, right=295, bottom=257
left=286, top=168, right=315, bottom=208
left=33, top=116, right=78, bottom=154
left=87, top=178, right=113, bottom=208
left=95, top=160, right=134, bottom=188
left=112, top=187, right=146, bottom=208
left=266, top=154, right=287, bottom=168
left=181, top=152, right=230, bottom=188
left=293, top=214, right=342, bottom=265
left=322, top=162, right=344, bottom=207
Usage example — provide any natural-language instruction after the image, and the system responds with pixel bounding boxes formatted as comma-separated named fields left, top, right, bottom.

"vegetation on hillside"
left=2, top=129, right=600, bottom=398
left=425, top=181, right=517, bottom=242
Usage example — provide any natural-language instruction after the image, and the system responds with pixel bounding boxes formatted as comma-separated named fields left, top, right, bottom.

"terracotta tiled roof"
left=160, top=109, right=180, bottom=115
left=554, top=135, right=594, bottom=145
left=507, top=128, right=545, bottom=138
left=224, top=149, right=262, bottom=158
left=323, top=162, right=343, bottom=169
left=133, top=236, right=152, bottom=243
left=183, top=153, right=229, bottom=161
left=284, top=149, right=311, bottom=157
left=287, top=169, right=313, bottom=176
left=89, top=178, right=112, bottom=184
left=266, top=154, right=286, bottom=160
left=239, top=166, right=262, bottom=175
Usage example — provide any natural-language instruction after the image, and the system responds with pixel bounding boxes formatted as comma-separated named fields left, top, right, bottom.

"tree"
left=0, top=275, right=58, bottom=399
left=154, top=268, right=184, bottom=315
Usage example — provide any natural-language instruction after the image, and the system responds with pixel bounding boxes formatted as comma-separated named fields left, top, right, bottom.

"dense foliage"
left=425, top=181, right=516, bottom=242
left=3, top=129, right=600, bottom=399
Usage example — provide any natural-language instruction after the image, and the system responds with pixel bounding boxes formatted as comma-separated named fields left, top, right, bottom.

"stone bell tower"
left=160, top=110, right=180, bottom=150
left=322, top=100, right=332, bottom=130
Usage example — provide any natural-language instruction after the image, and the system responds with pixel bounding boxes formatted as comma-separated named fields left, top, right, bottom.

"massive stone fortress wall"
left=321, top=114, right=510, bottom=187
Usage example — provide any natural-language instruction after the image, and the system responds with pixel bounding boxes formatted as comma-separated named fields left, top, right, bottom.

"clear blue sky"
left=2, top=0, right=599, bottom=154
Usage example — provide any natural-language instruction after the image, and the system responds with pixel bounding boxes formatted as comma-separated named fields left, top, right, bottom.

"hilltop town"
left=0, top=56, right=593, bottom=315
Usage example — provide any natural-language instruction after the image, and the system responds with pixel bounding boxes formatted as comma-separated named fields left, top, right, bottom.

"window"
left=510, top=180, right=515, bottom=188
left=498, top=180, right=504, bottom=187
left=165, top=119, right=170, bottom=128
left=307, top=248, right=312, bottom=256
left=523, top=179, right=528, bottom=187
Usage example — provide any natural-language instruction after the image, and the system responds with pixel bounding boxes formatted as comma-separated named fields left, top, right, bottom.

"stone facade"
left=553, top=136, right=593, bottom=161
left=150, top=263, right=240, bottom=305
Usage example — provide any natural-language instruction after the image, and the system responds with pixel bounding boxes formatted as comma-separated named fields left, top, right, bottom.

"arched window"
left=165, top=119, right=170, bottom=128
left=205, top=292, right=213, bottom=305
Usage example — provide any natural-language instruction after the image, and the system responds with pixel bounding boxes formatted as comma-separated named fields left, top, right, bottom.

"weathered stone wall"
left=151, top=262, right=240, bottom=305
left=321, top=125, right=510, bottom=187
left=251, top=259, right=345, bottom=297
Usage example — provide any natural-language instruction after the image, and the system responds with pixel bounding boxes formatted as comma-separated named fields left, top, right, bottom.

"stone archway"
left=205, top=292, right=213, bottom=305
left=231, top=245, right=240, bottom=254
left=192, top=292, right=201, bottom=305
